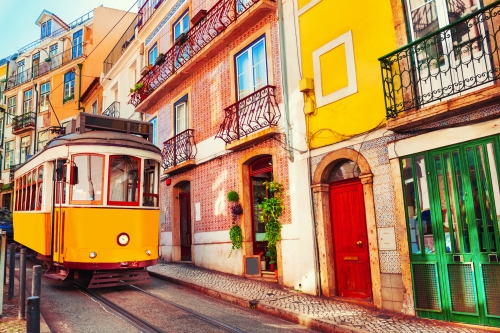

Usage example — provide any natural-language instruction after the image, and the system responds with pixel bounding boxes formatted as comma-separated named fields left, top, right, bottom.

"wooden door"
left=179, top=191, right=192, bottom=261
left=330, top=179, right=372, bottom=300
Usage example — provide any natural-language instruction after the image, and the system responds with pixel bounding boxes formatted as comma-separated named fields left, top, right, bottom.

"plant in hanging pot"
left=155, top=53, right=166, bottom=66
left=44, top=57, right=51, bottom=62
left=227, top=190, right=244, bottom=257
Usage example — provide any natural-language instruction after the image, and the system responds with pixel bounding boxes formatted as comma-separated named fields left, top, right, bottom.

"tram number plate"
left=343, top=256, right=359, bottom=261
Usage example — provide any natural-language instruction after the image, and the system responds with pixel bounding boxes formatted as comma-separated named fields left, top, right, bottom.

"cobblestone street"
left=149, top=262, right=493, bottom=333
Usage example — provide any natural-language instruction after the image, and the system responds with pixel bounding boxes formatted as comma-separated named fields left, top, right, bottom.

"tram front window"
left=108, top=155, right=140, bottom=205
left=71, top=154, right=104, bottom=204
left=143, top=159, right=159, bottom=207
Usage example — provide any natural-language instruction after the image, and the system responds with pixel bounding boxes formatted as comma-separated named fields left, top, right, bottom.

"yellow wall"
left=298, top=0, right=396, bottom=148
left=0, top=63, right=7, bottom=79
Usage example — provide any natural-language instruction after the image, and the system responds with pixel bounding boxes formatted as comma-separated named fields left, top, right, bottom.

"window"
left=63, top=71, right=75, bottom=102
left=150, top=117, right=157, bottom=145
left=36, top=166, right=44, bottom=210
left=108, top=155, right=141, bottom=206
left=33, top=53, right=40, bottom=78
left=20, top=136, right=31, bottom=164
left=37, top=130, right=49, bottom=152
left=55, top=161, right=67, bottom=205
left=23, top=90, right=33, bottom=113
left=49, top=44, right=58, bottom=57
left=173, top=11, right=189, bottom=42
left=174, top=95, right=188, bottom=134
left=7, top=97, right=15, bottom=125
left=41, top=20, right=52, bottom=39
left=72, top=30, right=83, bottom=59
left=71, top=154, right=104, bottom=204
left=148, top=43, right=158, bottom=66
left=5, top=141, right=14, bottom=169
left=40, top=82, right=50, bottom=113
left=143, top=159, right=159, bottom=207
left=17, top=60, right=25, bottom=85
left=92, top=100, right=98, bottom=114
left=235, top=36, right=267, bottom=100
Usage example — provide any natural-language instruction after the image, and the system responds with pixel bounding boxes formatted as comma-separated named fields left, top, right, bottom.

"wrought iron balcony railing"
left=6, top=44, right=85, bottom=91
left=379, top=1, right=500, bottom=118
left=137, top=0, right=164, bottom=32
left=215, top=85, right=280, bottom=144
left=102, top=101, right=120, bottom=117
left=9, top=164, right=22, bottom=182
left=18, top=10, right=93, bottom=54
left=130, top=0, right=261, bottom=107
left=103, top=16, right=138, bottom=75
left=12, top=112, right=36, bottom=133
left=161, top=129, right=196, bottom=170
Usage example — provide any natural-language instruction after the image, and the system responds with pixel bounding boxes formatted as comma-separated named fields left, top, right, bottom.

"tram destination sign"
left=75, top=113, right=153, bottom=142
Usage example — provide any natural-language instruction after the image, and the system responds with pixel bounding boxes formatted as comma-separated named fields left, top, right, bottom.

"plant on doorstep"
left=227, top=190, right=244, bottom=257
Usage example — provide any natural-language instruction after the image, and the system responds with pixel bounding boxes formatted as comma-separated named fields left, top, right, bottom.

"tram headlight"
left=89, top=252, right=97, bottom=259
left=117, top=233, right=130, bottom=246
left=145, top=250, right=151, bottom=256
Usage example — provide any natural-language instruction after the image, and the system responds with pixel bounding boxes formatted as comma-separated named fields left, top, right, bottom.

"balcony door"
left=405, top=0, right=491, bottom=106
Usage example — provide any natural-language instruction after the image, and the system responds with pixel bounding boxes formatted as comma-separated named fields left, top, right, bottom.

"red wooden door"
left=330, top=179, right=372, bottom=300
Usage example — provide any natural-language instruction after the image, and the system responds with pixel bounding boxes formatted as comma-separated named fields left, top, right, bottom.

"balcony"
left=379, top=2, right=500, bottom=131
left=129, top=0, right=276, bottom=111
left=18, top=10, right=93, bottom=54
left=215, top=85, right=280, bottom=150
left=12, top=112, right=36, bottom=134
left=161, top=129, right=196, bottom=175
left=9, top=164, right=22, bottom=182
left=102, top=102, right=120, bottom=117
left=103, top=16, right=138, bottom=75
left=6, top=44, right=85, bottom=91
left=137, top=0, right=164, bottom=32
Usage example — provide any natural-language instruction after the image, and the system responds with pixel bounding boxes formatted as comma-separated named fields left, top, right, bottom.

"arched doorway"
left=178, top=181, right=192, bottom=261
left=329, top=160, right=372, bottom=300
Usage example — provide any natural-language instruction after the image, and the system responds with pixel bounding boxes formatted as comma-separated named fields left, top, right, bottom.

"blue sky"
left=0, top=0, right=138, bottom=59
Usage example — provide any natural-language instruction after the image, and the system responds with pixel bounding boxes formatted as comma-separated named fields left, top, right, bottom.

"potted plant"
left=227, top=190, right=244, bottom=257
left=265, top=246, right=277, bottom=277
left=155, top=53, right=166, bottom=66
left=133, top=82, right=144, bottom=92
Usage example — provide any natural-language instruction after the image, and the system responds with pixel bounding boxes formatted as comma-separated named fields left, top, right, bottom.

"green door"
left=402, top=137, right=500, bottom=327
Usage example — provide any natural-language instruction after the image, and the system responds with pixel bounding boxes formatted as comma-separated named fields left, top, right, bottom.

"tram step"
left=44, top=264, right=71, bottom=281
left=88, top=268, right=151, bottom=289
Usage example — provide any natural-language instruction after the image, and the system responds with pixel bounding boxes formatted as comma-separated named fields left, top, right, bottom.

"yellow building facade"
left=297, top=0, right=396, bottom=148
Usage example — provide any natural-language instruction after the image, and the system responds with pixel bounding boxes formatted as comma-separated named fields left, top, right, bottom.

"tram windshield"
left=143, top=159, right=159, bottom=207
left=71, top=154, right=104, bottom=204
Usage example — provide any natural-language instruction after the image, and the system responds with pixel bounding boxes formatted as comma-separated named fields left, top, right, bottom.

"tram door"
left=52, top=161, right=66, bottom=264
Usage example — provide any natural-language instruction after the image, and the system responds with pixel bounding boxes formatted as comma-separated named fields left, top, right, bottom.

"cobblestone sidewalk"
left=149, top=262, right=493, bottom=333
left=0, top=275, right=25, bottom=333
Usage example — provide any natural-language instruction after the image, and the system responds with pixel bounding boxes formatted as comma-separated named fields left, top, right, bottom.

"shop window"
left=235, top=36, right=267, bottom=100
left=70, top=154, right=104, bottom=204
left=108, top=155, right=141, bottom=206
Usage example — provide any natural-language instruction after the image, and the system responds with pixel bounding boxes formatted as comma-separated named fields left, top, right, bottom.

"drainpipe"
left=33, top=83, right=38, bottom=154
left=277, top=0, right=293, bottom=162
left=77, top=63, right=85, bottom=113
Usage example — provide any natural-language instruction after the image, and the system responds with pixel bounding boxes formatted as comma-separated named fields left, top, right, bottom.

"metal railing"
left=130, top=0, right=261, bottom=107
left=102, top=101, right=120, bottom=117
left=6, top=44, right=84, bottom=91
left=137, top=0, right=164, bottom=32
left=379, top=1, right=500, bottom=118
left=12, top=112, right=36, bottom=133
left=18, top=10, right=93, bottom=54
left=161, top=129, right=196, bottom=169
left=103, top=16, right=138, bottom=75
left=215, top=85, right=280, bottom=144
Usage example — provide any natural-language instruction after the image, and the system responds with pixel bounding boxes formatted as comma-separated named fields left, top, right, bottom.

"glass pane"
left=449, top=151, right=471, bottom=253
left=175, top=103, right=187, bottom=134
left=109, top=155, right=140, bottom=204
left=477, top=145, right=496, bottom=251
left=403, top=157, right=421, bottom=254
left=174, top=23, right=181, bottom=40
left=409, top=0, right=439, bottom=39
left=328, top=159, right=361, bottom=182
left=72, top=155, right=103, bottom=202
left=415, top=155, right=434, bottom=253
left=182, top=14, right=189, bottom=33
left=252, top=40, right=267, bottom=90
left=143, top=160, right=158, bottom=207
left=236, top=52, right=251, bottom=99
left=252, top=177, right=268, bottom=242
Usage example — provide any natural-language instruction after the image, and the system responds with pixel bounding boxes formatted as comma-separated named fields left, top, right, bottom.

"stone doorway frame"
left=311, top=148, right=382, bottom=308
left=171, top=177, right=194, bottom=263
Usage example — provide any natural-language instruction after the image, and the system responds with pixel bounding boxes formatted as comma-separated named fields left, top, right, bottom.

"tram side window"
left=108, top=155, right=140, bottom=206
left=30, top=170, right=36, bottom=211
left=15, top=179, right=20, bottom=211
left=55, top=164, right=67, bottom=205
left=143, top=159, right=159, bottom=207
left=71, top=154, right=104, bottom=204
left=36, top=166, right=43, bottom=210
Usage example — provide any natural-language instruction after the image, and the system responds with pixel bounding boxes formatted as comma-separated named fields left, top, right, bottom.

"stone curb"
left=148, top=271, right=366, bottom=333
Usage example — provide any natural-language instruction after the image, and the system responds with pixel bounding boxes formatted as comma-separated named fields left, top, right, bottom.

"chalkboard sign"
left=244, top=255, right=262, bottom=277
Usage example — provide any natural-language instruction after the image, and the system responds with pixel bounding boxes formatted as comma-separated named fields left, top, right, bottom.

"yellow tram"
left=12, top=113, right=161, bottom=287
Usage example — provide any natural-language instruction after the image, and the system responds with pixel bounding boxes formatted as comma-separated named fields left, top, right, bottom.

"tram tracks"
left=74, top=279, right=247, bottom=333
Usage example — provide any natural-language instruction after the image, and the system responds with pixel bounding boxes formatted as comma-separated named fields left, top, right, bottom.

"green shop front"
left=401, top=135, right=500, bottom=327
